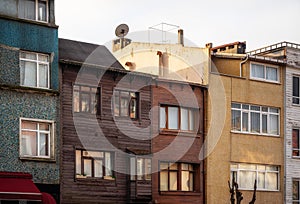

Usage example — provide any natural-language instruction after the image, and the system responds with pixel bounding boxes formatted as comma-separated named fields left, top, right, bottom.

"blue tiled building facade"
left=0, top=0, right=59, bottom=201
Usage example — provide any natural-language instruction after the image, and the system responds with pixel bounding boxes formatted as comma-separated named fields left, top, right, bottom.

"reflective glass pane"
left=181, top=171, right=189, bottom=191
left=22, top=121, right=37, bottom=130
left=114, top=91, right=119, bottom=116
left=169, top=172, right=178, bottom=190
left=21, top=61, right=37, bottom=87
left=105, top=152, right=112, bottom=176
left=38, top=0, right=47, bottom=21
left=270, top=114, right=279, bottom=135
left=262, top=114, right=267, bottom=133
left=266, top=67, right=278, bottom=81
left=94, top=160, right=103, bottom=177
left=19, top=0, right=35, bottom=20
left=293, top=76, right=300, bottom=97
left=120, top=92, right=129, bottom=116
left=160, top=171, right=168, bottom=191
left=130, top=157, right=136, bottom=180
left=231, top=110, right=241, bottom=131
left=250, top=112, right=260, bottom=133
left=39, top=64, right=48, bottom=88
left=39, top=123, right=49, bottom=131
left=83, top=159, right=92, bottom=177
left=232, top=103, right=241, bottom=109
left=81, top=93, right=90, bottom=112
left=181, top=108, right=188, bottom=130
left=76, top=150, right=81, bottom=175
left=160, top=107, right=166, bottom=128
left=242, top=112, right=248, bottom=132
left=39, top=133, right=48, bottom=156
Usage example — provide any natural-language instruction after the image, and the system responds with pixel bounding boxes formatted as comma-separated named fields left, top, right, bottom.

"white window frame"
left=20, top=51, right=50, bottom=89
left=293, top=75, right=300, bottom=105
left=231, top=103, right=280, bottom=136
left=19, top=118, right=54, bottom=159
left=250, top=62, right=279, bottom=83
left=293, top=179, right=300, bottom=203
left=230, top=163, right=279, bottom=191
left=19, top=0, right=49, bottom=23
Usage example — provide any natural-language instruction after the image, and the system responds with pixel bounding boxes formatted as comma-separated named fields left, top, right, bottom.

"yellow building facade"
left=206, top=52, right=285, bottom=203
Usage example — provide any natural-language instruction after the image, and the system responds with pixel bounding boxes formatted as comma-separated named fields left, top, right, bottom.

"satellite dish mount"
left=115, top=24, right=129, bottom=49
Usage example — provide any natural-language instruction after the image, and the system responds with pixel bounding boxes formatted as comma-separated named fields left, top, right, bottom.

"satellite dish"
left=115, top=24, right=129, bottom=38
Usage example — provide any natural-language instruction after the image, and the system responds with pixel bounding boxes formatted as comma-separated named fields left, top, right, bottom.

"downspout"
left=240, top=55, right=248, bottom=77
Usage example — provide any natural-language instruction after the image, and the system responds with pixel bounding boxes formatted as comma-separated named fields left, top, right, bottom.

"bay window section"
left=76, top=150, right=114, bottom=179
left=230, top=163, right=279, bottom=191
left=231, top=103, right=279, bottom=136
left=159, top=105, right=197, bottom=132
left=293, top=76, right=300, bottom=105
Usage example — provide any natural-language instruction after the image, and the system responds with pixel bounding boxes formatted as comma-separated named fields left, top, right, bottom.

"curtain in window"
left=251, top=64, right=264, bottom=78
left=76, top=150, right=81, bottom=175
left=20, top=61, right=37, bottom=87
left=250, top=112, right=260, bottom=133
left=19, top=0, right=35, bottom=20
left=181, top=108, right=188, bottom=130
left=84, top=159, right=92, bottom=177
left=265, top=172, right=278, bottom=190
left=266, top=67, right=278, bottom=81
left=169, top=172, right=178, bottom=190
left=38, top=0, right=47, bottom=21
left=160, top=171, right=168, bottom=191
left=231, top=110, right=241, bottom=131
left=168, top=107, right=179, bottom=129
left=269, top=114, right=278, bottom=135
left=105, top=152, right=112, bottom=176
left=39, top=133, right=48, bottom=156
left=239, top=171, right=255, bottom=189
left=39, top=64, right=48, bottom=88
left=94, top=160, right=103, bottom=177
left=130, top=157, right=136, bottom=180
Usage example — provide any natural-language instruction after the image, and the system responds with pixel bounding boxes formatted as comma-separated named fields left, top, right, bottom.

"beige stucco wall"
left=113, top=42, right=210, bottom=85
left=206, top=59, right=284, bottom=204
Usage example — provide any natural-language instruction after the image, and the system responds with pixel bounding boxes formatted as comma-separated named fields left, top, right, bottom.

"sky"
left=55, top=0, right=300, bottom=51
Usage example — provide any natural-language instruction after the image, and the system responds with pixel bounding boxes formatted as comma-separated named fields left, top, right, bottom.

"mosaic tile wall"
left=0, top=89, right=60, bottom=184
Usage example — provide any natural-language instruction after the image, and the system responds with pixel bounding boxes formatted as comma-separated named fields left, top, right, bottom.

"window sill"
left=249, top=78, right=281, bottom=85
left=159, top=191, right=201, bottom=196
left=75, top=176, right=116, bottom=186
left=238, top=188, right=279, bottom=192
left=0, top=14, right=58, bottom=28
left=0, top=84, right=59, bottom=96
left=231, top=130, right=280, bottom=138
left=292, top=156, right=300, bottom=159
left=292, top=103, right=300, bottom=107
left=20, top=156, right=56, bottom=163
left=159, top=129, right=201, bottom=137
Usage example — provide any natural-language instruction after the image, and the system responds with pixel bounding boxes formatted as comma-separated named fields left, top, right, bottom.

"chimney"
left=178, top=29, right=184, bottom=46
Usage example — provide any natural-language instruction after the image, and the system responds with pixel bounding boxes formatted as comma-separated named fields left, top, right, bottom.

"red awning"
left=0, top=172, right=42, bottom=201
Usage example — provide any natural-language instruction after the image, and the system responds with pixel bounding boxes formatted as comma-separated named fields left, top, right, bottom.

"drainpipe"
left=240, top=55, right=248, bottom=77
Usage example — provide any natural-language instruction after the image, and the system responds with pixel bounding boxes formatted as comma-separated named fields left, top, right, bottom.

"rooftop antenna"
left=148, top=22, right=179, bottom=44
left=115, top=24, right=129, bottom=49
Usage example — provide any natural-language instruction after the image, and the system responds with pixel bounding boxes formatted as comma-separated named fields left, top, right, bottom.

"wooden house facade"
left=59, top=39, right=153, bottom=203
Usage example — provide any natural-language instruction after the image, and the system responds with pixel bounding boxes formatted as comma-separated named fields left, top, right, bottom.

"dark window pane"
left=293, top=76, right=299, bottom=97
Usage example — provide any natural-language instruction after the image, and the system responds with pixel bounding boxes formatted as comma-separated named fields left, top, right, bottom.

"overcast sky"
left=55, top=0, right=300, bottom=51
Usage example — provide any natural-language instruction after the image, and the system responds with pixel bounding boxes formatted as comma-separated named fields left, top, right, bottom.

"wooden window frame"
left=114, top=89, right=139, bottom=119
left=130, top=156, right=152, bottom=181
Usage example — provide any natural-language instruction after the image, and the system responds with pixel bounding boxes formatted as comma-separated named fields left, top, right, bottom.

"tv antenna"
left=115, top=24, right=129, bottom=49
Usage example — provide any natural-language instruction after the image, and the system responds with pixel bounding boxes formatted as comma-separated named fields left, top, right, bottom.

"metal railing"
left=247, top=41, right=300, bottom=56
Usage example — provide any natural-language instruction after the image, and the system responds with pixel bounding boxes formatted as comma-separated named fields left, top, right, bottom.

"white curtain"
left=168, top=107, right=179, bottom=129
left=181, top=108, right=188, bottom=130
left=266, top=67, right=278, bottom=81
left=19, top=0, right=35, bottom=20
left=160, top=107, right=166, bottom=128
left=20, top=61, right=37, bottom=87
left=251, top=64, right=264, bottom=78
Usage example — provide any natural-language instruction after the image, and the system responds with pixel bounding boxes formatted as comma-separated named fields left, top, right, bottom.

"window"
left=114, top=90, right=138, bottom=119
left=76, top=150, right=114, bottom=179
left=18, top=0, right=48, bottom=22
left=293, top=180, right=300, bottom=203
left=293, top=76, right=300, bottom=105
left=20, top=51, right=50, bottom=89
left=231, top=103, right=279, bottom=135
left=20, top=119, right=53, bottom=158
left=73, top=85, right=100, bottom=114
left=250, top=63, right=279, bottom=82
left=160, top=105, right=196, bottom=131
left=230, top=163, right=279, bottom=191
left=130, top=157, right=151, bottom=181
left=159, top=162, right=195, bottom=192
left=293, top=129, right=300, bottom=157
